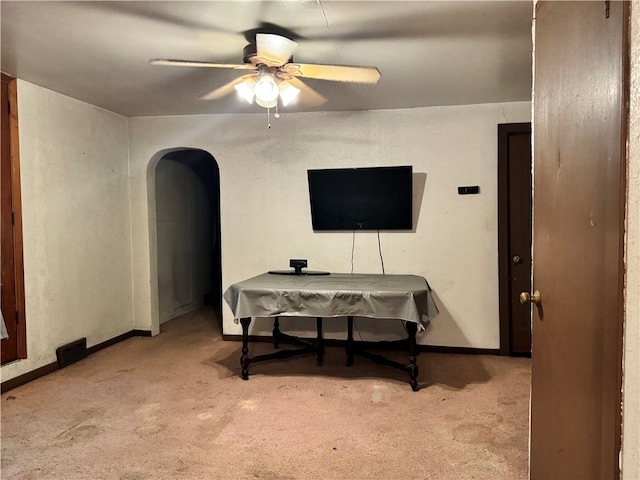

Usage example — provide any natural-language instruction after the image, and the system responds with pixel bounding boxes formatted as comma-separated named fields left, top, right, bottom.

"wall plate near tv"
left=307, top=165, right=413, bottom=231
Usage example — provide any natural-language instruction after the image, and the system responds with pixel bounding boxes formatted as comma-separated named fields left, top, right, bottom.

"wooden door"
left=498, top=123, right=532, bottom=356
left=530, top=2, right=627, bottom=478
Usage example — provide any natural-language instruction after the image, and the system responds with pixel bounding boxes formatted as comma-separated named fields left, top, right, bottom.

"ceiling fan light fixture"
left=255, top=33, right=298, bottom=65
left=234, top=78, right=256, bottom=104
left=278, top=81, right=301, bottom=106
left=254, top=74, right=279, bottom=103
left=255, top=97, right=278, bottom=109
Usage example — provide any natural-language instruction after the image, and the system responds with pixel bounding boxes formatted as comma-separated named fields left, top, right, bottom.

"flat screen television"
left=307, top=166, right=413, bottom=230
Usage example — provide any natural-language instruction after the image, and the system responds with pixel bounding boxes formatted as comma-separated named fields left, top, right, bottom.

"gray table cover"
left=223, top=272, right=439, bottom=331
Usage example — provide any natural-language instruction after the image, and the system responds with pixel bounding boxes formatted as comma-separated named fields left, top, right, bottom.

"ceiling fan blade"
left=150, top=59, right=256, bottom=70
left=255, top=33, right=298, bottom=66
left=283, top=63, right=381, bottom=84
left=285, top=77, right=327, bottom=107
left=200, top=74, right=257, bottom=100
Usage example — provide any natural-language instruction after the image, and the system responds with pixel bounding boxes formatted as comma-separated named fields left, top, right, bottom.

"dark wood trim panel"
left=418, top=345, right=500, bottom=356
left=0, top=362, right=58, bottom=394
left=1, top=72, right=26, bottom=360
left=497, top=122, right=532, bottom=356
left=1, top=330, right=152, bottom=393
left=497, top=124, right=511, bottom=356
left=85, top=329, right=152, bottom=355
left=8, top=76, right=26, bottom=359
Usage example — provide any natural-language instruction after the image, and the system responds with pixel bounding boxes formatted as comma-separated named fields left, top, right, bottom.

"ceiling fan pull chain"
left=267, top=107, right=271, bottom=129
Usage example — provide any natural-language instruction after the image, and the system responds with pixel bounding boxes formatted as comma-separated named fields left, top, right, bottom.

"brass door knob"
left=520, top=290, right=541, bottom=305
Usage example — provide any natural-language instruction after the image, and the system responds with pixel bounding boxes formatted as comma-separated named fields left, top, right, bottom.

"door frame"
left=0, top=72, right=26, bottom=363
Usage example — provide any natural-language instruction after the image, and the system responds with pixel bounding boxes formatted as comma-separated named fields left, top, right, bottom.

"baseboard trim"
left=86, top=329, right=152, bottom=355
left=0, top=361, right=58, bottom=394
left=221, top=334, right=500, bottom=355
left=2, top=331, right=497, bottom=394
left=1, top=329, right=152, bottom=394
left=419, top=345, right=500, bottom=355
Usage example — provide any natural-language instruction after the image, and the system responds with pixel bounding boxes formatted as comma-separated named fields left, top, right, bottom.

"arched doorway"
left=147, top=148, right=222, bottom=331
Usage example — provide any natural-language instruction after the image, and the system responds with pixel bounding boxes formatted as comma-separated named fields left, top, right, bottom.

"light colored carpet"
left=1, top=307, right=530, bottom=479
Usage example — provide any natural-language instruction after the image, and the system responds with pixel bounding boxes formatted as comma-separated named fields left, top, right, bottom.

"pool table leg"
left=240, top=317, right=251, bottom=380
left=316, top=317, right=324, bottom=365
left=272, top=317, right=281, bottom=348
left=407, top=321, right=419, bottom=391
left=346, top=316, right=354, bottom=366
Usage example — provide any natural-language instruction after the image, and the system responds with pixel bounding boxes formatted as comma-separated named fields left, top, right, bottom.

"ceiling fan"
left=150, top=32, right=381, bottom=110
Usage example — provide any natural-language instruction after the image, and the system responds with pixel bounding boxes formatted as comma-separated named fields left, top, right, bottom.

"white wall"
left=155, top=158, right=211, bottom=323
left=129, top=101, right=531, bottom=348
left=0, top=81, right=133, bottom=381
left=622, top=3, right=640, bottom=478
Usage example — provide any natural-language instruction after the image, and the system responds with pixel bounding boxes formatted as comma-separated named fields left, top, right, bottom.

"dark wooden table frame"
left=239, top=315, right=420, bottom=391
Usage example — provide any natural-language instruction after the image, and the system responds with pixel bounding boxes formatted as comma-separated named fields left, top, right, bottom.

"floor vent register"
left=56, top=338, right=87, bottom=368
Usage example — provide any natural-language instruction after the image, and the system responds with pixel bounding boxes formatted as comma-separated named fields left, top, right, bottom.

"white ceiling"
left=0, top=1, right=533, bottom=117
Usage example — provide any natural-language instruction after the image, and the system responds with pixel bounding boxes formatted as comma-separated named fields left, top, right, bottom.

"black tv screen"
left=307, top=166, right=413, bottom=230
